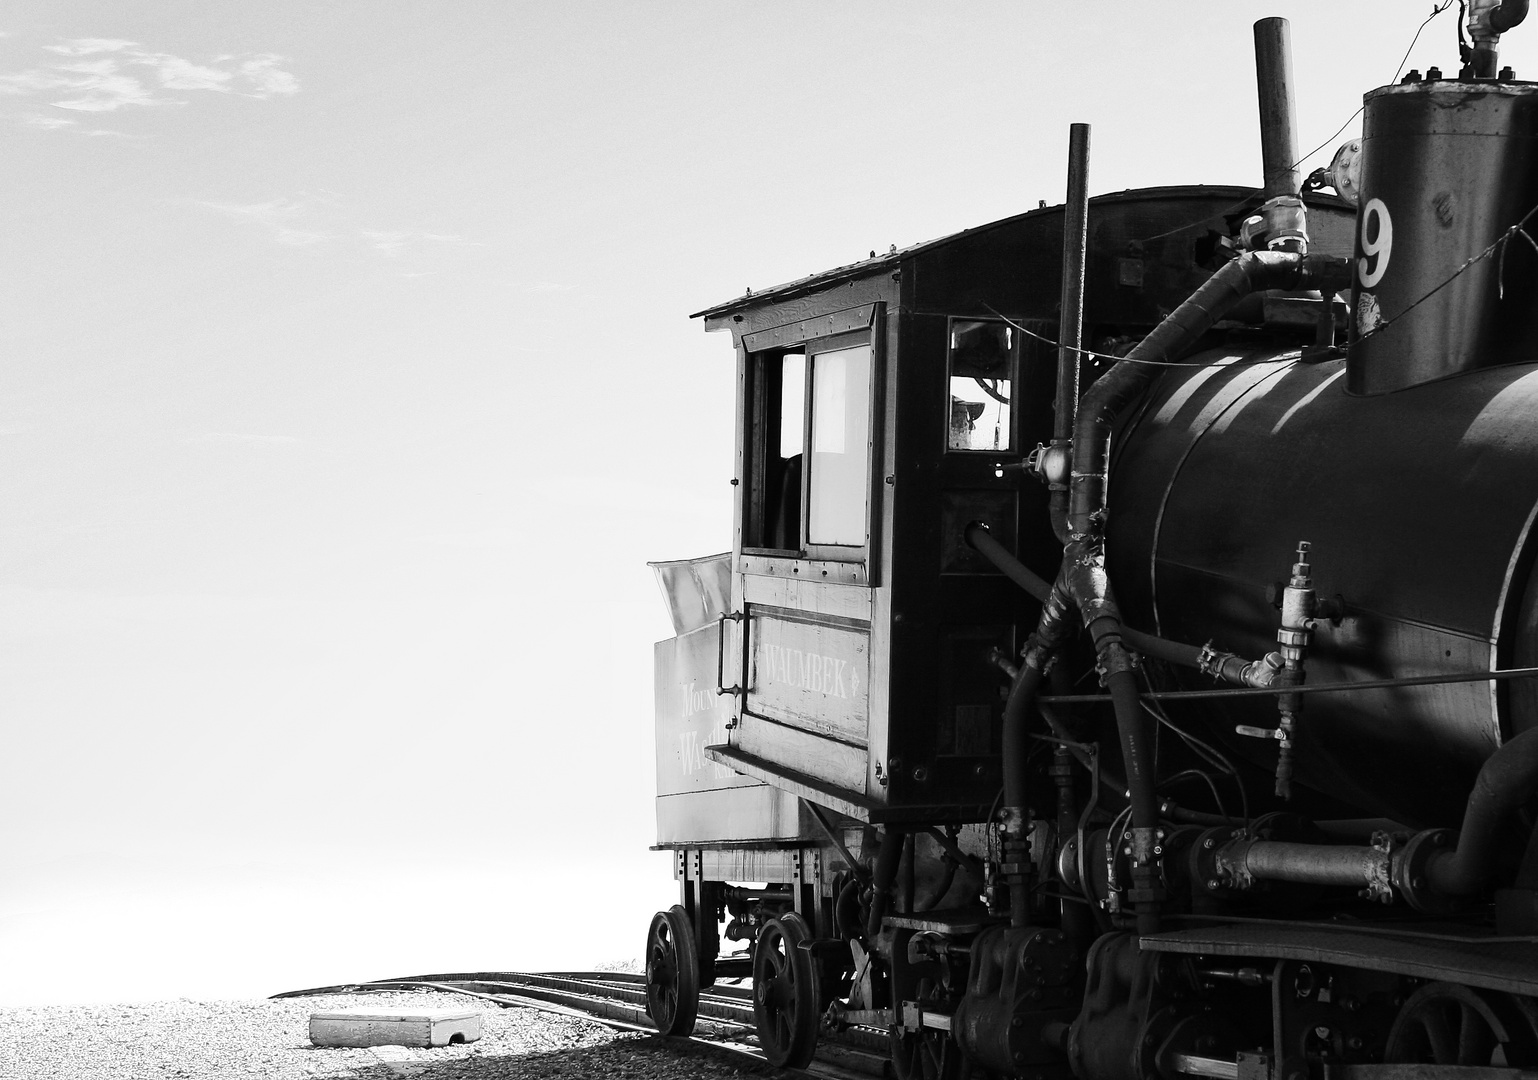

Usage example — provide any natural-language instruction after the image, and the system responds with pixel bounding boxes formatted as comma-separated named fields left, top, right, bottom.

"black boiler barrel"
left=1107, top=352, right=1538, bottom=825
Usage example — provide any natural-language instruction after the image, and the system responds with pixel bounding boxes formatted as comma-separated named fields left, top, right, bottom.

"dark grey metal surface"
left=1141, top=921, right=1538, bottom=998
left=1349, top=81, right=1538, bottom=394
left=1108, top=355, right=1538, bottom=824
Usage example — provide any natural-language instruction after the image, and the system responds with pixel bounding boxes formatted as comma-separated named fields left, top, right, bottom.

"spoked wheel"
left=752, top=912, right=819, bottom=1068
left=891, top=978, right=964, bottom=1080
left=645, top=905, right=699, bottom=1036
left=892, top=1026, right=964, bottom=1080
left=1385, top=982, right=1538, bottom=1068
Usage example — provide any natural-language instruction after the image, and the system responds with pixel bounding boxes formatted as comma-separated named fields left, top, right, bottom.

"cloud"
left=41, top=38, right=135, bottom=57
left=3, top=39, right=297, bottom=117
left=19, top=111, right=124, bottom=136
left=361, top=230, right=479, bottom=257
left=201, top=198, right=335, bottom=248
left=203, top=196, right=479, bottom=262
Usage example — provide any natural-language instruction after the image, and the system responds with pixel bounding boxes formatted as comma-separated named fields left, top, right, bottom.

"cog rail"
left=272, top=970, right=889, bottom=1079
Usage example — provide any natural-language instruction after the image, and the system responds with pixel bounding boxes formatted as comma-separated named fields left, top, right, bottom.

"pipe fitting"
left=1198, top=644, right=1283, bottom=687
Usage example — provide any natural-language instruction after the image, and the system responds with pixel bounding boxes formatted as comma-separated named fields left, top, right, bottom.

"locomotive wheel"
left=1385, top=982, right=1538, bottom=1067
left=752, top=912, right=819, bottom=1068
left=891, top=1025, right=962, bottom=1080
left=645, top=905, right=700, bottom=1036
left=891, top=977, right=962, bottom=1080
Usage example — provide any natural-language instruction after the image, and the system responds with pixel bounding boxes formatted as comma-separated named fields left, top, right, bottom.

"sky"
left=1, top=0, right=1532, bottom=1007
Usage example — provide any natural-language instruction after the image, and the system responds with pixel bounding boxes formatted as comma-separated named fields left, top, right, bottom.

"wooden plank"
left=654, top=786, right=808, bottom=845
left=709, top=734, right=872, bottom=818
left=309, top=1009, right=483, bottom=1048
left=698, top=846, right=805, bottom=883
left=655, top=625, right=760, bottom=799
left=742, top=305, right=876, bottom=353
left=741, top=573, right=873, bottom=621
left=745, top=608, right=870, bottom=745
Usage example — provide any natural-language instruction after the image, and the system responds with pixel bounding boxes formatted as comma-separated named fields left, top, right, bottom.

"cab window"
left=948, top=320, right=1015, bottom=451
left=745, top=336, right=872, bottom=556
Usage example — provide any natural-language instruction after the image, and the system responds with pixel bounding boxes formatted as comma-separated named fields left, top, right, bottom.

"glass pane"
left=948, top=321, right=1013, bottom=451
left=807, top=344, right=872, bottom=546
left=763, top=353, right=806, bottom=550
left=779, top=354, right=805, bottom=456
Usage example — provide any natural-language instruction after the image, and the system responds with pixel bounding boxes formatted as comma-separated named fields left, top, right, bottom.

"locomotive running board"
left=1141, top=919, right=1538, bottom=998
left=703, top=744, right=877, bottom=822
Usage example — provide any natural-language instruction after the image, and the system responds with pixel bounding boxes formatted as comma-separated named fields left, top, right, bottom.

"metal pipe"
left=1240, top=841, right=1389, bottom=888
left=803, top=798, right=866, bottom=881
left=965, top=520, right=1052, bottom=601
left=1254, top=18, right=1300, bottom=198
left=1470, top=0, right=1530, bottom=77
left=1495, top=0, right=1531, bottom=30
left=1002, top=663, right=1047, bottom=813
left=925, top=826, right=984, bottom=879
left=866, top=829, right=904, bottom=938
left=1425, top=726, right=1538, bottom=895
left=967, top=520, right=1258, bottom=677
left=1051, top=124, right=1092, bottom=543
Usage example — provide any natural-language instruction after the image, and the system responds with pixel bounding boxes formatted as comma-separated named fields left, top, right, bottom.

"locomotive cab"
left=678, top=188, right=1355, bottom=833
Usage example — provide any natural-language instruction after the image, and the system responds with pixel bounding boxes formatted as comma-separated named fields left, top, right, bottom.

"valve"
left=1274, top=541, right=1318, bottom=799
left=1233, top=541, right=1320, bottom=798
left=1018, top=440, right=1072, bottom=488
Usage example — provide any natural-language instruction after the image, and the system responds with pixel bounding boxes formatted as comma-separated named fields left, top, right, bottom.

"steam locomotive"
left=646, top=7, right=1538, bottom=1078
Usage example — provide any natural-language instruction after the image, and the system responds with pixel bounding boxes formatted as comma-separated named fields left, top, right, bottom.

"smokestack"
left=1254, top=18, right=1301, bottom=198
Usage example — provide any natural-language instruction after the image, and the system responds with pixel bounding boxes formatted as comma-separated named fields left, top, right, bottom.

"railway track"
left=273, top=969, right=893, bottom=1079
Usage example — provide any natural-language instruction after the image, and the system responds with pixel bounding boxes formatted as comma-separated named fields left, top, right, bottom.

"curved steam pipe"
left=1493, top=0, right=1530, bottom=32
left=1425, top=726, right=1538, bottom=896
left=865, top=829, right=904, bottom=939
left=1068, top=250, right=1352, bottom=538
left=965, top=521, right=1270, bottom=681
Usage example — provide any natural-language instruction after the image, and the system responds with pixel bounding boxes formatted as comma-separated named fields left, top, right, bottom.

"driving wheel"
left=1385, top=982, right=1538, bottom=1067
left=891, top=976, right=963, bottom=1080
left=752, top=912, right=819, bottom=1068
left=892, top=1025, right=963, bottom=1080
left=645, top=905, right=700, bottom=1036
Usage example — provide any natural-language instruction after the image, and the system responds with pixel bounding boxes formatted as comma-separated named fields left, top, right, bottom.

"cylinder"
left=1254, top=18, right=1301, bottom=198
left=1348, top=80, right=1538, bottom=394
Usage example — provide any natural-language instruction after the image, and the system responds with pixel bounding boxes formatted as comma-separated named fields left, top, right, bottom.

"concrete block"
left=308, top=1007, right=484, bottom=1048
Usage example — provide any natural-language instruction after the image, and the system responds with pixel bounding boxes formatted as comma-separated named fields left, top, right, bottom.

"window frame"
left=741, top=326, right=878, bottom=583
left=943, top=316, right=1021, bottom=455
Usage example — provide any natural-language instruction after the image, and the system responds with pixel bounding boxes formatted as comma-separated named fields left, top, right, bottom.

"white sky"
left=1, top=1, right=1528, bottom=1006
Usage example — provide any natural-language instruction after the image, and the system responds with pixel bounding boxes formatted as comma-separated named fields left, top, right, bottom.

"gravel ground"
left=0, top=990, right=785, bottom=1080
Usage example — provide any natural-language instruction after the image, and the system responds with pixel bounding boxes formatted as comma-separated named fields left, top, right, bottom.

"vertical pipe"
left=1254, top=18, right=1300, bottom=198
left=1054, top=124, right=1091, bottom=443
